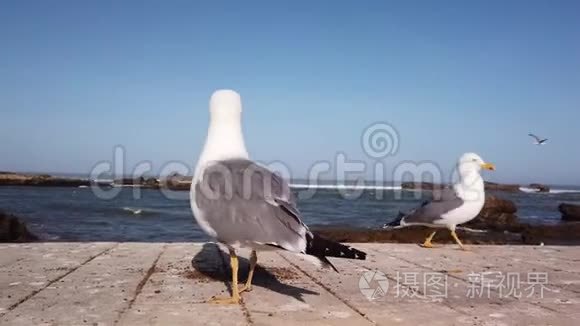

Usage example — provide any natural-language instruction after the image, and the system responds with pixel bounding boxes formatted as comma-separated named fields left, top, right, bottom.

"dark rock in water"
left=113, top=178, right=140, bottom=186
left=143, top=177, right=160, bottom=188
left=529, top=183, right=550, bottom=193
left=0, top=211, right=38, bottom=242
left=483, top=182, right=521, bottom=192
left=465, top=195, right=521, bottom=231
left=314, top=220, right=580, bottom=246
left=112, top=177, right=160, bottom=188
left=400, top=182, right=445, bottom=191
left=163, top=173, right=193, bottom=191
left=559, top=203, right=580, bottom=222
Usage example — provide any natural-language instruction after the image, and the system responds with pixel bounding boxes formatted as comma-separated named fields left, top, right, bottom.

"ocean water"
left=1, top=185, right=579, bottom=242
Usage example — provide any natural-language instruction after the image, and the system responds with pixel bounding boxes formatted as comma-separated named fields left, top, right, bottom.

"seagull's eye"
left=472, top=159, right=477, bottom=162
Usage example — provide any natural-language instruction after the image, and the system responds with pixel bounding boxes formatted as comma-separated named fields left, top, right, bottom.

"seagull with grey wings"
left=383, top=152, right=495, bottom=250
left=528, top=133, right=548, bottom=145
left=191, top=90, right=367, bottom=304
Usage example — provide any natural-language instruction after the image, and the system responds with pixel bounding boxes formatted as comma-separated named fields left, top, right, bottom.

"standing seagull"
left=528, top=133, right=548, bottom=145
left=383, top=153, right=495, bottom=250
left=191, top=90, right=366, bottom=304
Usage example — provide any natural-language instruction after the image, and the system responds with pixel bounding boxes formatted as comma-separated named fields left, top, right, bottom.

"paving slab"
left=118, top=243, right=248, bottom=326
left=359, top=244, right=578, bottom=325
left=1, top=243, right=162, bottom=325
left=1, top=242, right=579, bottom=326
left=0, top=242, right=116, bottom=317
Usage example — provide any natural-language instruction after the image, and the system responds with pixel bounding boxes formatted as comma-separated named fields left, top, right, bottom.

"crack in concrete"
left=0, top=244, right=118, bottom=319
left=278, top=253, right=376, bottom=325
left=114, top=244, right=166, bottom=325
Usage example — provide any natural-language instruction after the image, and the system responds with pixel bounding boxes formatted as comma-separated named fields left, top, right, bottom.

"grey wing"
left=528, top=133, right=541, bottom=142
left=403, top=188, right=464, bottom=225
left=431, top=187, right=459, bottom=201
left=195, top=159, right=309, bottom=252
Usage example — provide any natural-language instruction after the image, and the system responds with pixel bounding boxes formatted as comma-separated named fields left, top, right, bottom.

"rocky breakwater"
left=0, top=172, right=89, bottom=187
left=314, top=194, right=523, bottom=245
left=315, top=192, right=580, bottom=245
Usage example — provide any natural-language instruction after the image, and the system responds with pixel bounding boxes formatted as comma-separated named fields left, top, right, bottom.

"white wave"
left=289, top=183, right=402, bottom=191
left=92, top=179, right=114, bottom=183
left=123, top=207, right=143, bottom=215
left=550, top=189, right=580, bottom=194
left=519, top=187, right=580, bottom=194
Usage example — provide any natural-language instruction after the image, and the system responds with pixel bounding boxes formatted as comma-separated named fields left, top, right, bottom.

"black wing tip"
left=306, top=233, right=367, bottom=263
left=383, top=211, right=405, bottom=229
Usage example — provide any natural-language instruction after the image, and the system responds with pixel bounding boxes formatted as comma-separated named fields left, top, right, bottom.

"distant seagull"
left=383, top=153, right=495, bottom=251
left=191, top=90, right=366, bottom=304
left=528, top=133, right=548, bottom=145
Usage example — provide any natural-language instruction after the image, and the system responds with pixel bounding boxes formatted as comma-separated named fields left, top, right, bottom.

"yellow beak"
left=481, top=162, right=496, bottom=171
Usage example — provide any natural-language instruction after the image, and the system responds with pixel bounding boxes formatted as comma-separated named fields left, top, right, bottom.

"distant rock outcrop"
left=559, top=203, right=580, bottom=222
left=400, top=182, right=444, bottom=191
left=163, top=173, right=193, bottom=191
left=0, top=172, right=89, bottom=187
left=529, top=183, right=550, bottom=193
left=112, top=177, right=159, bottom=187
left=0, top=211, right=38, bottom=242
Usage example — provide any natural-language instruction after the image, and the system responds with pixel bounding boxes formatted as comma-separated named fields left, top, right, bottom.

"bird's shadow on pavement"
left=191, top=243, right=319, bottom=302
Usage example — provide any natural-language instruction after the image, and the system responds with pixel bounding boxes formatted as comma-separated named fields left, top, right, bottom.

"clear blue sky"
left=1, top=1, right=579, bottom=185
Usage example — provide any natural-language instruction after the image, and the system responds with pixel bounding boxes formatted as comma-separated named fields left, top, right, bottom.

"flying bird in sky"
left=528, top=133, right=548, bottom=145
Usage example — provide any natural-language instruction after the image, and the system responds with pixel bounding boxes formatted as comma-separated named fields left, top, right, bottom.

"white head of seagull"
left=458, top=152, right=494, bottom=174
left=196, top=90, right=249, bottom=175
left=454, top=152, right=495, bottom=202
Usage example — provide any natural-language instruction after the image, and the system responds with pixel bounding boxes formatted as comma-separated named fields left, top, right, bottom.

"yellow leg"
left=208, top=249, right=241, bottom=304
left=450, top=230, right=468, bottom=251
left=420, top=231, right=437, bottom=248
left=240, top=250, right=257, bottom=294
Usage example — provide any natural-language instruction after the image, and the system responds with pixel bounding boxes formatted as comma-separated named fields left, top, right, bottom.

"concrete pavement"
left=1, top=242, right=579, bottom=325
